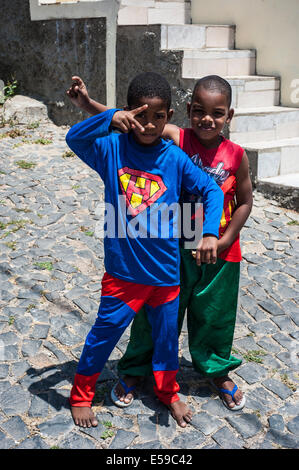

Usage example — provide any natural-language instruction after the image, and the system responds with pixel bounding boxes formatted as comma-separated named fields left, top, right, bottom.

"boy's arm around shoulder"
left=162, top=124, right=180, bottom=146
left=218, top=150, right=253, bottom=253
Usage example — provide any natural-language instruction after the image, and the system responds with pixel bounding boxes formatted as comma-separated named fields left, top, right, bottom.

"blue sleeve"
left=65, top=108, right=120, bottom=180
left=181, top=154, right=224, bottom=238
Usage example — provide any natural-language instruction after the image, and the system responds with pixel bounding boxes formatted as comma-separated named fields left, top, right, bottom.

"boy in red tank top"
left=67, top=75, right=253, bottom=411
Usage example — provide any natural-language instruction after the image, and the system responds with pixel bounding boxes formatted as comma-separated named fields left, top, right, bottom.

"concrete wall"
left=191, top=0, right=299, bottom=108
left=116, top=25, right=194, bottom=129
left=0, top=0, right=106, bottom=125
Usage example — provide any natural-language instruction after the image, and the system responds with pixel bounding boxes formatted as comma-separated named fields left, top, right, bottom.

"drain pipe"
left=29, top=0, right=120, bottom=107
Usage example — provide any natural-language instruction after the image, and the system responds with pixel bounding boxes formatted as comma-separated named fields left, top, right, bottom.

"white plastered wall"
left=191, top=0, right=299, bottom=108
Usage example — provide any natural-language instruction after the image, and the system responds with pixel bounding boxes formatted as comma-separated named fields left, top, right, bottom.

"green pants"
left=118, top=247, right=242, bottom=378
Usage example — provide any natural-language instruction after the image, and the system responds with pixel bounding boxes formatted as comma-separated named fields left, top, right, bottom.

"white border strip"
left=29, top=0, right=119, bottom=107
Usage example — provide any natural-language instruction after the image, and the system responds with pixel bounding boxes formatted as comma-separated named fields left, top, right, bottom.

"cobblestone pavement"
left=0, top=119, right=298, bottom=450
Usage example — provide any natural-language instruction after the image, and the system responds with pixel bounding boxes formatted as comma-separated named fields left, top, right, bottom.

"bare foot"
left=213, top=375, right=244, bottom=409
left=114, top=376, right=142, bottom=404
left=71, top=406, right=98, bottom=428
left=168, top=400, right=192, bottom=428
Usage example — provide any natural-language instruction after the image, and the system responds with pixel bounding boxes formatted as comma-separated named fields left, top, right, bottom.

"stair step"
left=161, top=24, right=235, bottom=50
left=256, top=173, right=299, bottom=211
left=227, top=76, right=280, bottom=108
left=118, top=1, right=191, bottom=25
left=182, top=49, right=256, bottom=78
left=259, top=173, right=299, bottom=188
left=243, top=137, right=299, bottom=180
left=230, top=106, right=299, bottom=144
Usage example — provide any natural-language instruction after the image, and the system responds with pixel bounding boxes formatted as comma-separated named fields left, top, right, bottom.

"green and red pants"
left=118, top=247, right=242, bottom=378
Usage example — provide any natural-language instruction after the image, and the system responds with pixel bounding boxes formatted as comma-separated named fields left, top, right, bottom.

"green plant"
left=287, top=220, right=299, bottom=226
left=80, top=226, right=94, bottom=237
left=243, top=350, right=267, bottom=363
left=26, top=304, right=36, bottom=312
left=5, top=241, right=16, bottom=250
left=0, top=129, right=26, bottom=139
left=62, top=150, right=75, bottom=158
left=0, top=219, right=31, bottom=239
left=27, top=121, right=40, bottom=129
left=34, top=261, right=53, bottom=271
left=280, top=373, right=297, bottom=391
left=3, top=78, right=18, bottom=100
left=33, top=138, right=52, bottom=145
left=15, top=160, right=37, bottom=169
left=101, top=429, right=114, bottom=440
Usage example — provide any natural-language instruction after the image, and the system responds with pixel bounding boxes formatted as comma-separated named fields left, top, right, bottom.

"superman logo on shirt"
left=118, top=167, right=167, bottom=216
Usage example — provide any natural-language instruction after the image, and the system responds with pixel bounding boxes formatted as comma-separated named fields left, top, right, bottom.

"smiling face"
left=128, top=96, right=173, bottom=147
left=187, top=85, right=234, bottom=149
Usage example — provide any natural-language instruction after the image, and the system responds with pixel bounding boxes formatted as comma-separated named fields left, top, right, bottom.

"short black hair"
left=127, top=72, right=172, bottom=110
left=192, top=75, right=232, bottom=108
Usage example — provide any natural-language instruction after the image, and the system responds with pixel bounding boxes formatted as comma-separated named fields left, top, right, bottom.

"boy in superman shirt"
left=67, top=74, right=252, bottom=412
left=65, top=72, right=223, bottom=428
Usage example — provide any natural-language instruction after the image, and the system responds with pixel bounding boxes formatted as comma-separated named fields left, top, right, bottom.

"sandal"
left=110, top=378, right=136, bottom=408
left=209, top=378, right=246, bottom=411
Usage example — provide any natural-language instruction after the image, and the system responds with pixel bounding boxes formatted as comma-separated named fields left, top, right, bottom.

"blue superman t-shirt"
left=66, top=109, right=223, bottom=286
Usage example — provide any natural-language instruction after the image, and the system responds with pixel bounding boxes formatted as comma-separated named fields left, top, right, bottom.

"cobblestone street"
left=0, top=118, right=298, bottom=450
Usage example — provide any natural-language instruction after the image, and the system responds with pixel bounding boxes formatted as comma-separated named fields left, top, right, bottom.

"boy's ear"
left=226, top=108, right=234, bottom=123
left=167, top=108, right=174, bottom=122
left=187, top=102, right=191, bottom=118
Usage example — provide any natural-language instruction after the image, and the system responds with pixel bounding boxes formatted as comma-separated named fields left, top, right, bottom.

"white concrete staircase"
left=117, top=1, right=299, bottom=207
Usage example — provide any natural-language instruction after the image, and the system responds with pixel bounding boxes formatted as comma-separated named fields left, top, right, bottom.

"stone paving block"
left=137, top=414, right=158, bottom=442
left=157, top=408, right=177, bottom=440
left=248, top=320, right=279, bottom=335
left=235, top=362, right=269, bottom=384
left=109, top=429, right=138, bottom=449
left=38, top=414, right=74, bottom=438
left=170, top=428, right=206, bottom=449
left=201, top=398, right=233, bottom=418
left=190, top=412, right=222, bottom=436
left=258, top=299, right=285, bottom=316
left=268, top=414, right=285, bottom=432
left=286, top=416, right=299, bottom=436
left=79, top=421, right=106, bottom=441
left=262, top=378, right=293, bottom=400
left=226, top=412, right=263, bottom=439
left=130, top=440, right=165, bottom=449
left=0, top=430, right=16, bottom=449
left=0, top=416, right=30, bottom=442
left=212, top=426, right=245, bottom=449
left=1, top=385, right=31, bottom=416
left=262, top=429, right=299, bottom=449
left=245, top=386, right=280, bottom=413
left=28, top=393, right=49, bottom=418
left=15, top=435, right=49, bottom=449
left=60, top=432, right=97, bottom=449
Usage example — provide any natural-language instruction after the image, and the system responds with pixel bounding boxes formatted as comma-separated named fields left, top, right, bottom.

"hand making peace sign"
left=112, top=105, right=148, bottom=134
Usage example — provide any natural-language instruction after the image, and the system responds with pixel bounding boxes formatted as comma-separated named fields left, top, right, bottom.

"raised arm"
left=66, top=76, right=109, bottom=115
left=66, top=76, right=147, bottom=134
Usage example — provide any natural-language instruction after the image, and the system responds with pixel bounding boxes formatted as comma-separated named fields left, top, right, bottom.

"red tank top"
left=179, top=128, right=244, bottom=262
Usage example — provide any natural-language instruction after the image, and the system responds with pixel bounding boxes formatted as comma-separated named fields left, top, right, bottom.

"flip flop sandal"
left=209, top=379, right=246, bottom=411
left=110, top=378, right=137, bottom=408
